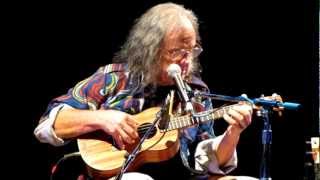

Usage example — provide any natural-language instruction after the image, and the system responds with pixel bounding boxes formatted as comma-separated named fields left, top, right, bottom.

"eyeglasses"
left=167, top=44, right=203, bottom=61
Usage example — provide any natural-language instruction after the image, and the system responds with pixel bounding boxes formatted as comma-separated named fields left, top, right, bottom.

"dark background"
left=8, top=0, right=318, bottom=179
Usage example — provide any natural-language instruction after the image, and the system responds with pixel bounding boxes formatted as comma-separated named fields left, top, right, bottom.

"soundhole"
left=138, top=123, right=157, bottom=139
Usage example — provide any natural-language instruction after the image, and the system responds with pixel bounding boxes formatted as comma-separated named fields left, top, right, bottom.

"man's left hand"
left=222, top=104, right=253, bottom=134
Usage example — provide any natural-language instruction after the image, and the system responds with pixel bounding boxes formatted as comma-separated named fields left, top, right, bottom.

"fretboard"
left=164, top=104, right=239, bottom=131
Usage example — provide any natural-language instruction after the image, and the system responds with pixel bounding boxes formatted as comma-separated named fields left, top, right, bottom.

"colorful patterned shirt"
left=35, top=63, right=237, bottom=175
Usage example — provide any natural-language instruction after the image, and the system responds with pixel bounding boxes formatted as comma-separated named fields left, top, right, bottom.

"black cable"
left=50, top=152, right=81, bottom=180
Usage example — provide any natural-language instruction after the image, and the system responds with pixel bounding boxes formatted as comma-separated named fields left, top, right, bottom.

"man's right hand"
left=98, top=109, right=139, bottom=149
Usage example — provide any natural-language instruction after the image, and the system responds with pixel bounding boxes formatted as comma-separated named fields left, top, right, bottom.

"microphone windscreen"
left=167, top=64, right=181, bottom=78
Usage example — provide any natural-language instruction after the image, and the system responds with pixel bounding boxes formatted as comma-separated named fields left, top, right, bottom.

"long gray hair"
left=113, top=3, right=202, bottom=87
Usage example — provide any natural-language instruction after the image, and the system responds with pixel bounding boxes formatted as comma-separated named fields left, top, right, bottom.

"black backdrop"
left=11, top=0, right=318, bottom=179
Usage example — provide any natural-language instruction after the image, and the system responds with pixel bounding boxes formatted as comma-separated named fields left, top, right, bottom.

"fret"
left=204, top=115, right=208, bottom=121
left=167, top=121, right=173, bottom=131
left=217, top=111, right=221, bottom=118
left=198, top=116, right=203, bottom=122
left=168, top=118, right=174, bottom=130
left=221, top=109, right=225, bottom=117
left=169, top=121, right=173, bottom=129
left=211, top=112, right=215, bottom=121
left=177, top=117, right=182, bottom=128
left=193, top=116, right=198, bottom=124
left=171, top=121, right=175, bottom=129
left=166, top=123, right=171, bottom=131
left=211, top=110, right=219, bottom=119
left=176, top=119, right=180, bottom=128
left=178, top=117, right=182, bottom=128
left=187, top=116, right=191, bottom=124
left=176, top=118, right=179, bottom=128
left=175, top=118, right=179, bottom=128
left=181, top=117, right=185, bottom=127
left=200, top=116, right=205, bottom=122
left=172, top=120, right=177, bottom=129
left=222, top=107, right=227, bottom=115
left=196, top=116, right=200, bottom=123
left=188, top=117, right=193, bottom=126
left=197, top=116, right=201, bottom=123
left=226, top=106, right=231, bottom=112
left=201, top=115, right=206, bottom=122
left=181, top=116, right=185, bottom=128
left=206, top=114, right=210, bottom=121
left=189, top=116, right=195, bottom=125
left=205, top=115, right=209, bottom=121
left=182, top=116, right=186, bottom=127
left=186, top=116, right=191, bottom=126
left=179, top=118, right=184, bottom=128
left=176, top=118, right=180, bottom=128
left=182, top=117, right=187, bottom=127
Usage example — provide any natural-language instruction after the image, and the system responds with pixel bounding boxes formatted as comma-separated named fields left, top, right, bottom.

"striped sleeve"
left=41, top=65, right=120, bottom=118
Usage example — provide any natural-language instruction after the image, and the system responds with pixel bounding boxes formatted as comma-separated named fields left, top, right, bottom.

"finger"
left=126, top=115, right=139, bottom=129
left=233, top=104, right=253, bottom=116
left=229, top=109, right=250, bottom=129
left=228, top=109, right=243, bottom=121
left=125, top=116, right=139, bottom=138
left=121, top=122, right=139, bottom=139
left=237, top=118, right=248, bottom=129
left=223, top=113, right=237, bottom=125
left=232, top=106, right=252, bottom=127
left=117, top=127, right=134, bottom=144
left=113, top=133, right=125, bottom=150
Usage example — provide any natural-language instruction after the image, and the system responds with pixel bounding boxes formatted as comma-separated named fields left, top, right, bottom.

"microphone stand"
left=190, top=91, right=300, bottom=180
left=114, top=108, right=165, bottom=180
left=252, top=97, right=300, bottom=180
left=257, top=107, right=272, bottom=180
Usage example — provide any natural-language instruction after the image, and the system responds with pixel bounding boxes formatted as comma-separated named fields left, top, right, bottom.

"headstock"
left=252, top=93, right=284, bottom=116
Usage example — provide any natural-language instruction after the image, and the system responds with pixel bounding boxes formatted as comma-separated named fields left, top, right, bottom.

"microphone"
left=252, top=98, right=301, bottom=110
left=167, top=64, right=194, bottom=112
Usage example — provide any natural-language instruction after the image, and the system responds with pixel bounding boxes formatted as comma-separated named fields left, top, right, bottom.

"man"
left=34, top=3, right=254, bottom=180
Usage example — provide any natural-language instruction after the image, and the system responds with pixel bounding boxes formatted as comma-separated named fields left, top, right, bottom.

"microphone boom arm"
left=191, top=91, right=301, bottom=110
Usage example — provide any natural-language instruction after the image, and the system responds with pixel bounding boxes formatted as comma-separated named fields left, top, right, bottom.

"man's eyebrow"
left=181, top=36, right=193, bottom=42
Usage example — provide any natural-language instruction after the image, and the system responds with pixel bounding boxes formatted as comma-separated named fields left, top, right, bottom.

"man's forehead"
left=164, top=25, right=196, bottom=47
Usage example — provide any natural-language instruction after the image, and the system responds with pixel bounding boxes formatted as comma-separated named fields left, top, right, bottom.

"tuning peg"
left=241, top=94, right=248, bottom=98
left=276, top=111, right=283, bottom=117
left=272, top=93, right=278, bottom=99
left=256, top=110, right=262, bottom=117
